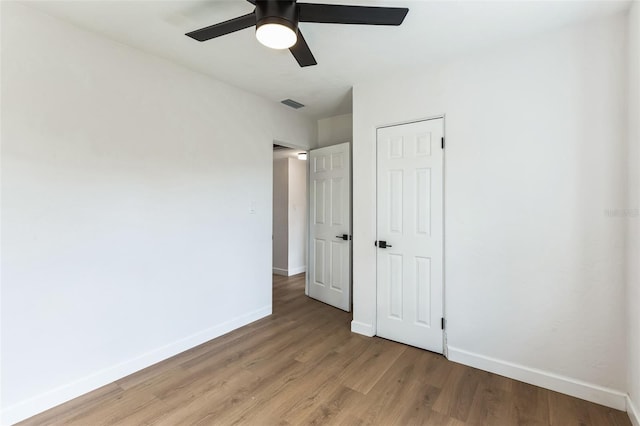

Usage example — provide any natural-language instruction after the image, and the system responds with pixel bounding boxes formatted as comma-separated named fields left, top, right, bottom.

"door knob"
left=336, top=234, right=351, bottom=241
left=375, top=240, right=392, bottom=248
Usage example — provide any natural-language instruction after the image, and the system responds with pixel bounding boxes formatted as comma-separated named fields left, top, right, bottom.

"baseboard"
left=447, top=346, right=627, bottom=411
left=272, top=267, right=288, bottom=276
left=351, top=320, right=375, bottom=337
left=628, top=395, right=640, bottom=426
left=272, top=267, right=306, bottom=276
left=288, top=265, right=306, bottom=276
left=1, top=306, right=272, bottom=426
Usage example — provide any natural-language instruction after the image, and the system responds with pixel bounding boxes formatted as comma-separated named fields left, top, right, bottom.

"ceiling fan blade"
left=289, top=30, right=317, bottom=67
left=298, top=3, right=408, bottom=25
left=246, top=0, right=256, bottom=4
left=186, top=12, right=256, bottom=42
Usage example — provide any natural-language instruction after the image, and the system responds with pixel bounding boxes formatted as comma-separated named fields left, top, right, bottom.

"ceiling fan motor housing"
left=255, top=0, right=299, bottom=34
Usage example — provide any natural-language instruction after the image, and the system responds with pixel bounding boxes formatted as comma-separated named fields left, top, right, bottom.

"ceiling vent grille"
left=281, top=99, right=305, bottom=109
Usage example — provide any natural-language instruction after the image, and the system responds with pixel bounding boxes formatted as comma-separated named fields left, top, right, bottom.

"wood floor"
left=19, top=274, right=630, bottom=426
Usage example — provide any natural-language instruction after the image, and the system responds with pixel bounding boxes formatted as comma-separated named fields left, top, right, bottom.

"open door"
left=308, top=142, right=351, bottom=311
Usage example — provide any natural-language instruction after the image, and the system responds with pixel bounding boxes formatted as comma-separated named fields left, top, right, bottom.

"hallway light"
left=298, top=152, right=308, bottom=160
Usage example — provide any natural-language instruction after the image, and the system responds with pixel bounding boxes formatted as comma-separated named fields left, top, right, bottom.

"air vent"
left=281, top=99, right=305, bottom=109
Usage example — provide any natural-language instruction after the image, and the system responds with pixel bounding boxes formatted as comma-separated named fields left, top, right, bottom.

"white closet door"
left=376, top=119, right=444, bottom=352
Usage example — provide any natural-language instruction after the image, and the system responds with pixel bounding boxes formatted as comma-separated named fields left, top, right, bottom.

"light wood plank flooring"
left=18, top=274, right=631, bottom=425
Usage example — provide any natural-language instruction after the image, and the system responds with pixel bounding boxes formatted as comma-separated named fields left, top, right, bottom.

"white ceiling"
left=28, top=0, right=631, bottom=119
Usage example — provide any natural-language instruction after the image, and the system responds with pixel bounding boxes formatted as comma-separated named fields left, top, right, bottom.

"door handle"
left=375, top=240, right=392, bottom=248
left=336, top=234, right=351, bottom=241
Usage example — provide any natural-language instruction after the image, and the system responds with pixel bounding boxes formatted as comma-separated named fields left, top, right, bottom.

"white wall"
left=288, top=158, right=308, bottom=275
left=627, top=2, right=640, bottom=424
left=317, top=113, right=353, bottom=147
left=352, top=13, right=628, bottom=409
left=0, top=3, right=315, bottom=424
left=273, top=157, right=289, bottom=274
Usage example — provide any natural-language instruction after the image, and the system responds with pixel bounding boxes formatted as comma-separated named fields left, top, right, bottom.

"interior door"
left=308, top=142, right=351, bottom=311
left=376, top=119, right=444, bottom=352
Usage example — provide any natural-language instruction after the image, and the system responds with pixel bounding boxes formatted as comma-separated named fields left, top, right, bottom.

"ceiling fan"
left=185, top=0, right=409, bottom=67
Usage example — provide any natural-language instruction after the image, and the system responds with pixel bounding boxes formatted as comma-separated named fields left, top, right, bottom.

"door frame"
left=270, top=139, right=355, bottom=308
left=374, top=114, right=447, bottom=356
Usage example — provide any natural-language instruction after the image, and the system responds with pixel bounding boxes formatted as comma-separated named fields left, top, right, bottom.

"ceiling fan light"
left=256, top=23, right=297, bottom=50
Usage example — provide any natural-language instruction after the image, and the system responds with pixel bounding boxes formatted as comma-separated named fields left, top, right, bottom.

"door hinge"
left=441, top=317, right=445, bottom=330
left=441, top=137, right=445, bottom=149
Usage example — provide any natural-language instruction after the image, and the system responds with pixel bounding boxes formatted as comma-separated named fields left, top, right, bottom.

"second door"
left=308, top=142, right=351, bottom=312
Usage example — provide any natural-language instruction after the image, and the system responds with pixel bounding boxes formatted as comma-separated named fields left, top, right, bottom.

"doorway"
left=375, top=118, right=445, bottom=353
left=272, top=144, right=308, bottom=278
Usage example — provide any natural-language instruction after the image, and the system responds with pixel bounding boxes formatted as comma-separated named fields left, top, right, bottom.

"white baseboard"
left=628, top=395, right=640, bottom=426
left=1, top=306, right=272, bottom=426
left=447, top=346, right=627, bottom=411
left=288, top=266, right=306, bottom=276
left=351, top=320, right=375, bottom=337
left=272, top=267, right=288, bottom=276
left=272, top=267, right=306, bottom=276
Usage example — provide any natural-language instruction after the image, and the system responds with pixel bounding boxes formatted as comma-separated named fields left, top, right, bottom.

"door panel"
left=314, top=239, right=325, bottom=285
left=331, top=178, right=344, bottom=225
left=376, top=119, right=444, bottom=353
left=314, top=180, right=325, bottom=224
left=309, top=142, right=351, bottom=311
left=389, top=254, right=403, bottom=319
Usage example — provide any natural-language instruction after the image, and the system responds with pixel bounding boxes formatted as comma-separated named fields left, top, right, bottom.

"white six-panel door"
left=376, top=119, right=444, bottom=352
left=308, top=142, right=351, bottom=312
